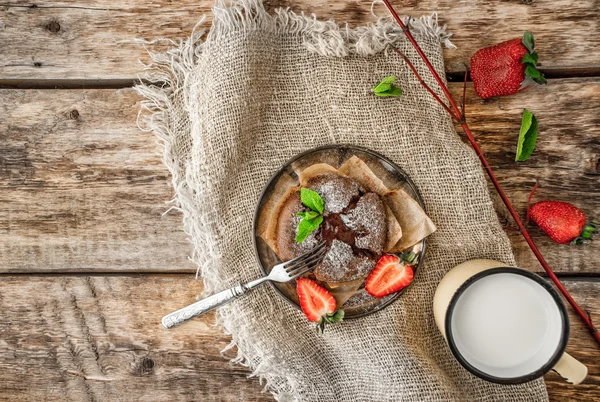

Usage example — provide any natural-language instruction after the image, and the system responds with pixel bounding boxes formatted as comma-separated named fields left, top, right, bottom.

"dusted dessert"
left=259, top=155, right=436, bottom=312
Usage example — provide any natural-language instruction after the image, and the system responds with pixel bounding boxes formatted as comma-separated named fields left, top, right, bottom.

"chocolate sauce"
left=317, top=194, right=377, bottom=260
left=320, top=213, right=358, bottom=246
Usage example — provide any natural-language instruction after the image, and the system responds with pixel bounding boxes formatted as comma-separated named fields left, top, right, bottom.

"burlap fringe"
left=135, top=1, right=454, bottom=400
left=211, top=0, right=455, bottom=56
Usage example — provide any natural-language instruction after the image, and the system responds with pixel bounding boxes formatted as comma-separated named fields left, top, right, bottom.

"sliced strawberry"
left=296, top=278, right=344, bottom=333
left=365, top=254, right=414, bottom=298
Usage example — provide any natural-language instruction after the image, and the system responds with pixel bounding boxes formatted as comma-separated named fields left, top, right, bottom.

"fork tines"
left=284, top=241, right=328, bottom=277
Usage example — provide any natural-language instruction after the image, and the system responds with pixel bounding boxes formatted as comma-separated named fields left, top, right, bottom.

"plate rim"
left=251, top=144, right=429, bottom=319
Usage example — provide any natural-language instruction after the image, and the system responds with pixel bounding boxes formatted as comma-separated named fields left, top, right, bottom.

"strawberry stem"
left=380, top=0, right=600, bottom=348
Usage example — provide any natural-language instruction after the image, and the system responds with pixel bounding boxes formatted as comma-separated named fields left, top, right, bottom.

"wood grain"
left=449, top=78, right=600, bottom=274
left=1, top=78, right=598, bottom=273
left=0, top=275, right=597, bottom=401
left=0, top=275, right=265, bottom=402
left=1, top=0, right=599, bottom=80
left=0, top=88, right=192, bottom=273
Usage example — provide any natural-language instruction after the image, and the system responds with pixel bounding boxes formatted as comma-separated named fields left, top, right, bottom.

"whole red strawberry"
left=470, top=31, right=546, bottom=99
left=529, top=201, right=597, bottom=245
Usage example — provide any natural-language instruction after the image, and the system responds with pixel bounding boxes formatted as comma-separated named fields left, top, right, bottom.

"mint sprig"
left=516, top=109, right=539, bottom=162
left=372, top=75, right=403, bottom=97
left=296, top=188, right=325, bottom=243
left=300, top=188, right=324, bottom=214
left=521, top=31, right=547, bottom=85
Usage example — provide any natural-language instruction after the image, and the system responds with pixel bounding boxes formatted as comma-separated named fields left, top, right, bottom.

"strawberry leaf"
left=522, top=31, right=535, bottom=53
left=533, top=75, right=547, bottom=85
left=525, top=64, right=547, bottom=85
left=516, top=109, right=539, bottom=162
left=524, top=64, right=541, bottom=79
left=519, top=76, right=534, bottom=90
left=332, top=309, right=345, bottom=322
left=300, top=188, right=324, bottom=214
left=521, top=52, right=539, bottom=65
left=400, top=250, right=418, bottom=265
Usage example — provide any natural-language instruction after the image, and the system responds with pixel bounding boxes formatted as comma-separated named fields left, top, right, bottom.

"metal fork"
left=161, top=241, right=328, bottom=329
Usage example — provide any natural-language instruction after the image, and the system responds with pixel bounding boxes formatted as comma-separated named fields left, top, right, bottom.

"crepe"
left=384, top=189, right=437, bottom=252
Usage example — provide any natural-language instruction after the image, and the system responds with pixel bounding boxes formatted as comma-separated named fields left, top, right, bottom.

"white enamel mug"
left=433, top=259, right=587, bottom=385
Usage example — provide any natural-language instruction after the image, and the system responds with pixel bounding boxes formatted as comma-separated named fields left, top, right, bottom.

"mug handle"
left=552, top=352, right=588, bottom=385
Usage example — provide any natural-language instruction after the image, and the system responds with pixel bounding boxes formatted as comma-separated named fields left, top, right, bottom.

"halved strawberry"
left=296, top=278, right=344, bottom=333
left=365, top=254, right=414, bottom=298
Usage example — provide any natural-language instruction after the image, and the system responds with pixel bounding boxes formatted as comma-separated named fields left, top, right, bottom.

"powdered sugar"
left=308, top=174, right=361, bottom=214
left=292, top=214, right=319, bottom=252
left=353, top=257, right=377, bottom=278
left=342, top=193, right=386, bottom=253
left=315, top=240, right=377, bottom=283
left=319, top=239, right=354, bottom=282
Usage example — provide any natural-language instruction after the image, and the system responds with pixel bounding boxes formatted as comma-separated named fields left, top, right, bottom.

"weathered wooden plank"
left=2, top=78, right=597, bottom=273
left=451, top=78, right=600, bottom=274
left=0, top=275, right=266, bottom=401
left=545, top=280, right=600, bottom=401
left=0, top=0, right=599, bottom=80
left=0, top=275, right=597, bottom=401
left=0, top=89, right=192, bottom=272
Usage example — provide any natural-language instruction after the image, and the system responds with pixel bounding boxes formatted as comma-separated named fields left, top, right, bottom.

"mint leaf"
left=375, top=86, right=402, bottom=97
left=373, top=76, right=403, bottom=97
left=300, top=188, right=324, bottom=214
left=516, top=109, right=539, bottom=162
left=296, top=215, right=323, bottom=243
left=521, top=52, right=538, bottom=65
left=379, top=75, right=396, bottom=85
left=297, top=210, right=320, bottom=220
left=522, top=31, right=535, bottom=53
left=373, top=75, right=396, bottom=94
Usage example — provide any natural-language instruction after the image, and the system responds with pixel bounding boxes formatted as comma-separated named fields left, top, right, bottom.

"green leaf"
left=300, top=188, right=324, bottom=214
left=295, top=215, right=323, bottom=243
left=521, top=52, right=538, bottom=65
left=372, top=76, right=402, bottom=97
left=332, top=309, right=345, bottom=322
left=524, top=64, right=547, bottom=85
left=372, top=75, right=396, bottom=94
left=375, top=86, right=403, bottom=97
left=516, top=109, right=539, bottom=162
left=401, top=251, right=418, bottom=265
left=297, top=211, right=320, bottom=220
left=524, top=64, right=541, bottom=79
left=522, top=31, right=535, bottom=53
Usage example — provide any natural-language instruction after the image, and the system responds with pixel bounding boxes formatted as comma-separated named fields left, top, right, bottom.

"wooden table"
left=1, top=1, right=598, bottom=400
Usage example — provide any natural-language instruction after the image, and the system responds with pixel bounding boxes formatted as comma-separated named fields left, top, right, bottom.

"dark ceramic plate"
left=252, top=145, right=428, bottom=318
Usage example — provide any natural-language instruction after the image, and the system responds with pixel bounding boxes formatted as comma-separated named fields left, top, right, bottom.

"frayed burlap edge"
left=135, top=1, right=455, bottom=400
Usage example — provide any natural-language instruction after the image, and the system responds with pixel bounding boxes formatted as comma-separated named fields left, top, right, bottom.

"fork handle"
left=162, top=284, right=247, bottom=329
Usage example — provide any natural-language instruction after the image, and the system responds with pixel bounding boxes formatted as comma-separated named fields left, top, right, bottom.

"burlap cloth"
left=136, top=0, right=549, bottom=400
